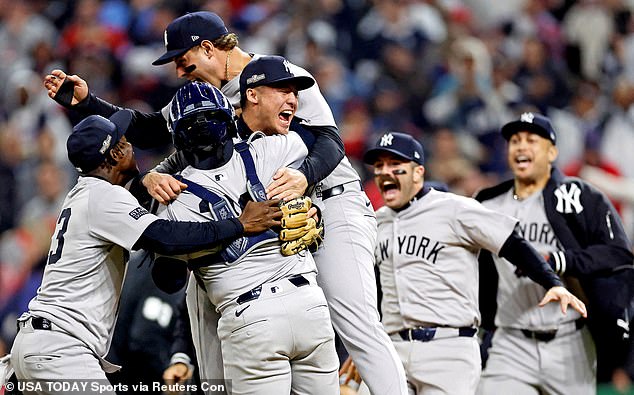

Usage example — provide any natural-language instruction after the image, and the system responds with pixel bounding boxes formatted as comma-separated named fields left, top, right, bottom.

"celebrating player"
left=361, top=131, right=587, bottom=395
left=476, top=112, right=634, bottom=394
left=44, top=11, right=406, bottom=395
left=9, top=110, right=282, bottom=394
left=159, top=81, right=339, bottom=394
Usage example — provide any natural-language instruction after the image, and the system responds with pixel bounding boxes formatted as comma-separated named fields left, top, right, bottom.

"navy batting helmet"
left=169, top=81, right=237, bottom=154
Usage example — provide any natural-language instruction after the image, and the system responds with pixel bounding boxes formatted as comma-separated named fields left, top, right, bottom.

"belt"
left=236, top=274, right=310, bottom=305
left=321, top=180, right=362, bottom=200
left=17, top=316, right=53, bottom=331
left=519, top=318, right=585, bottom=342
left=396, top=326, right=477, bottom=342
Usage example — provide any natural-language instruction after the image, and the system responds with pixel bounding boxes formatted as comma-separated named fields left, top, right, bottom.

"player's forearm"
left=74, top=91, right=172, bottom=149
left=293, top=122, right=345, bottom=185
left=499, top=230, right=563, bottom=289
left=549, top=245, right=634, bottom=276
left=134, top=218, right=243, bottom=254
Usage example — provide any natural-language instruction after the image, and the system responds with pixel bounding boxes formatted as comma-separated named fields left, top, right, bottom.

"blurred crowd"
left=1, top=0, right=634, bottom=391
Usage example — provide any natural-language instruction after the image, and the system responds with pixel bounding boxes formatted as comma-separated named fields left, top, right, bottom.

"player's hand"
left=43, top=69, right=89, bottom=106
left=142, top=172, right=188, bottom=205
left=266, top=167, right=308, bottom=201
left=239, top=200, right=282, bottom=234
left=339, top=356, right=361, bottom=394
left=539, top=286, right=587, bottom=318
left=162, top=362, right=193, bottom=395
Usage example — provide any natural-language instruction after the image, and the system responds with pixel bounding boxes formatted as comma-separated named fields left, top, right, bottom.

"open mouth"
left=515, top=155, right=531, bottom=169
left=279, top=110, right=293, bottom=123
left=379, top=178, right=400, bottom=200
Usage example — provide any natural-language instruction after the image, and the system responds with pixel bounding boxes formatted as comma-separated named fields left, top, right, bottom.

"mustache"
left=184, top=64, right=197, bottom=73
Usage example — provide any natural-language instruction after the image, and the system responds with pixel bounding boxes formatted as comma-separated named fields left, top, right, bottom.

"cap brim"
left=152, top=48, right=190, bottom=66
left=109, top=110, right=133, bottom=141
left=363, top=147, right=413, bottom=165
left=254, top=75, right=315, bottom=91
left=501, top=121, right=553, bottom=143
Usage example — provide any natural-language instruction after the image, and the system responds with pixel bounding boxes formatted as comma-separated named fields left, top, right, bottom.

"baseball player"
left=44, top=11, right=407, bottom=395
left=361, top=131, right=587, bottom=395
left=476, top=112, right=634, bottom=395
left=160, top=80, right=338, bottom=395
left=9, top=110, right=283, bottom=395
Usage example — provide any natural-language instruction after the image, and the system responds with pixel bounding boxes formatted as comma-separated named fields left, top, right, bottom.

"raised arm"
left=44, top=69, right=172, bottom=149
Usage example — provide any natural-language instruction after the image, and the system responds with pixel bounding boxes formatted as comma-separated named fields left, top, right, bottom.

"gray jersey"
left=162, top=132, right=316, bottom=311
left=481, top=189, right=581, bottom=330
left=377, top=189, right=518, bottom=333
left=27, top=177, right=158, bottom=357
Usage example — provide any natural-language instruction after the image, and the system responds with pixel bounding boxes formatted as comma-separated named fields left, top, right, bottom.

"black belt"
left=520, top=318, right=585, bottom=342
left=398, top=326, right=477, bottom=342
left=237, top=274, right=310, bottom=305
left=17, top=316, right=53, bottom=331
left=321, top=181, right=362, bottom=200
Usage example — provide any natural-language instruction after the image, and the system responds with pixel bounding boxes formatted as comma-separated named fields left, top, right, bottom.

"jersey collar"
left=394, top=185, right=430, bottom=213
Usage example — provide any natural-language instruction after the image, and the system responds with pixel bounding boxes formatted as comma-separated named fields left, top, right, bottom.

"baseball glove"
left=279, top=196, right=324, bottom=256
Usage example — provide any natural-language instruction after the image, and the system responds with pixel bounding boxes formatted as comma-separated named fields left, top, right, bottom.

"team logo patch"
left=191, top=35, right=199, bottom=42
left=129, top=207, right=149, bottom=220
left=246, top=73, right=265, bottom=85
left=554, top=183, right=583, bottom=214
left=99, top=135, right=112, bottom=154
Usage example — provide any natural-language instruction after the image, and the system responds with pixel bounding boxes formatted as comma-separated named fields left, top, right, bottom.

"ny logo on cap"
left=520, top=112, right=535, bottom=123
left=283, top=59, right=292, bottom=74
left=380, top=133, right=394, bottom=147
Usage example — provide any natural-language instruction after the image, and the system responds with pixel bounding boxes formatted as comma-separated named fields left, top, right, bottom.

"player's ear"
left=200, top=41, right=214, bottom=57
left=412, top=164, right=425, bottom=183
left=246, top=88, right=258, bottom=105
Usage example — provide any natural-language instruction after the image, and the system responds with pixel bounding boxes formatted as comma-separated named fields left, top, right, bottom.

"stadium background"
left=0, top=0, right=634, bottom=393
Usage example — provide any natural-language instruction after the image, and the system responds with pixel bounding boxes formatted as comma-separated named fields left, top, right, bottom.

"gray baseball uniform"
left=162, top=132, right=339, bottom=395
left=376, top=188, right=518, bottom=394
left=10, top=177, right=159, bottom=395
left=477, top=189, right=596, bottom=395
left=180, top=57, right=406, bottom=395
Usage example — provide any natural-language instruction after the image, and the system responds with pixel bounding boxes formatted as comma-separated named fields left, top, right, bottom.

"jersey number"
left=48, top=208, right=71, bottom=265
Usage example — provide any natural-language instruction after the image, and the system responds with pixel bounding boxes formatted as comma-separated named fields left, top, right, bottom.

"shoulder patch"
left=129, top=207, right=149, bottom=220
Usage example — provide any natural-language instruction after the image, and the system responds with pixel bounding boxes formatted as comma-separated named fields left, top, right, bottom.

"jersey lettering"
left=47, top=208, right=71, bottom=265
left=554, top=183, right=583, bottom=214
left=517, top=222, right=562, bottom=248
left=396, top=235, right=446, bottom=264
left=378, top=239, right=389, bottom=263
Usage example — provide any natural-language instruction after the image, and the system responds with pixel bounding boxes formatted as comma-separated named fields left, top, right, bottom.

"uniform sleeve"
left=454, top=197, right=519, bottom=254
left=290, top=64, right=337, bottom=127
left=88, top=185, right=159, bottom=251
left=551, top=183, right=634, bottom=276
left=290, top=120, right=344, bottom=185
left=72, top=91, right=172, bottom=149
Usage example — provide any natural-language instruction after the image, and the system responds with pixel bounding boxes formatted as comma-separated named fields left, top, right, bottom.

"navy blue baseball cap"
left=501, top=112, right=557, bottom=145
left=239, top=55, right=315, bottom=99
left=67, top=110, right=133, bottom=173
left=363, top=132, right=425, bottom=165
left=152, top=12, right=229, bottom=66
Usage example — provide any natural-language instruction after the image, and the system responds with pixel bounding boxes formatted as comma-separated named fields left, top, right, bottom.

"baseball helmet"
left=168, top=81, right=237, bottom=155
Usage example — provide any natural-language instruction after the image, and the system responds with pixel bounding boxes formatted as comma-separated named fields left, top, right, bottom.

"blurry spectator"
left=601, top=76, right=634, bottom=179
left=562, top=0, right=614, bottom=80
left=17, top=161, right=67, bottom=228
left=513, top=37, right=570, bottom=112
left=58, top=0, right=130, bottom=59
left=549, top=79, right=608, bottom=168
